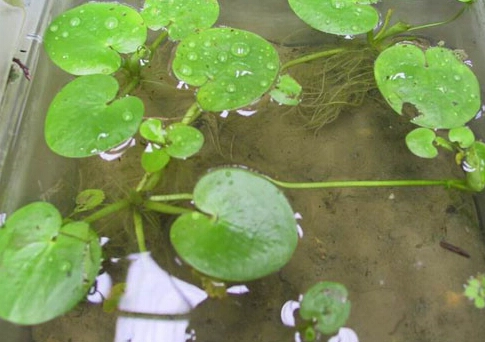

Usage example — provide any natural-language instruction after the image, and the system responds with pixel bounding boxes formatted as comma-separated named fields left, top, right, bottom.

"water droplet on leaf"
left=70, top=17, right=81, bottom=26
left=226, top=83, right=236, bottom=93
left=187, top=52, right=198, bottom=61
left=50, top=25, right=59, bottom=32
left=179, top=64, right=192, bottom=76
left=266, top=62, right=277, bottom=70
left=61, top=31, right=69, bottom=38
left=217, top=52, right=228, bottom=62
left=231, top=42, right=251, bottom=57
left=122, top=111, right=133, bottom=121
left=104, top=17, right=119, bottom=30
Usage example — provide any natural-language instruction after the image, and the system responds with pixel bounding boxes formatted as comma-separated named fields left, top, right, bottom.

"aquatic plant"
left=0, top=1, right=483, bottom=336
left=464, top=273, right=485, bottom=309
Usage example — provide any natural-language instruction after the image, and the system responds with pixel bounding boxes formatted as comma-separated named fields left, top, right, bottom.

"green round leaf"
left=288, top=0, right=380, bottom=36
left=139, top=119, right=166, bottom=144
left=300, top=281, right=351, bottom=335
left=172, top=28, right=280, bottom=111
left=464, top=141, right=485, bottom=192
left=45, top=74, right=144, bottom=158
left=166, top=123, right=204, bottom=159
left=375, top=44, right=481, bottom=129
left=449, top=126, right=475, bottom=148
left=269, top=74, right=302, bottom=106
left=0, top=202, right=101, bottom=325
left=141, top=144, right=170, bottom=173
left=170, top=168, right=298, bottom=281
left=405, top=128, right=438, bottom=158
left=44, top=2, right=147, bottom=75
left=141, top=0, right=219, bottom=40
left=74, top=189, right=105, bottom=213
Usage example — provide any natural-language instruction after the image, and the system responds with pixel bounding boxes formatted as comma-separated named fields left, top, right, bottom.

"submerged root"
left=290, top=46, right=381, bottom=130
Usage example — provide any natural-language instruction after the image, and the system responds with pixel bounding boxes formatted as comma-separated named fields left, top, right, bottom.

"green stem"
left=83, top=199, right=131, bottom=224
left=280, top=48, right=347, bottom=72
left=143, top=200, right=194, bottom=215
left=407, top=4, right=468, bottom=32
left=133, top=210, right=147, bottom=253
left=149, top=193, right=193, bottom=201
left=149, top=30, right=169, bottom=54
left=119, top=76, right=141, bottom=97
left=265, top=176, right=470, bottom=191
left=181, top=102, right=202, bottom=125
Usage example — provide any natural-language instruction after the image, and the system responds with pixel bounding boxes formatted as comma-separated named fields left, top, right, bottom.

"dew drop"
left=226, top=83, right=236, bottom=93
left=49, top=24, right=59, bottom=32
left=104, top=17, right=119, bottom=30
left=61, top=31, right=69, bottom=38
left=266, top=62, right=277, bottom=70
left=70, top=17, right=81, bottom=27
left=217, top=52, right=228, bottom=62
left=187, top=52, right=198, bottom=61
left=122, top=111, right=133, bottom=121
left=203, top=40, right=212, bottom=48
left=231, top=42, right=250, bottom=57
left=179, top=64, right=192, bottom=76
left=454, top=75, right=462, bottom=81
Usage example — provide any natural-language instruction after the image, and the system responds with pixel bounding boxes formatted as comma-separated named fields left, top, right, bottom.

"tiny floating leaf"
left=405, top=127, right=438, bottom=159
left=172, top=28, right=280, bottom=111
left=74, top=189, right=105, bottom=213
left=165, top=123, right=204, bottom=159
left=464, top=141, right=485, bottom=192
left=0, top=202, right=101, bottom=325
left=141, top=0, right=219, bottom=40
left=375, top=43, right=481, bottom=129
left=449, top=126, right=475, bottom=148
left=45, top=74, right=144, bottom=158
left=44, top=2, right=147, bottom=75
left=170, top=168, right=298, bottom=281
left=270, top=74, right=302, bottom=106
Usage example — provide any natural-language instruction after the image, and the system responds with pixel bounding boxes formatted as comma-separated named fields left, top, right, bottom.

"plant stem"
left=407, top=4, right=468, bottom=32
left=143, top=200, right=194, bottom=214
left=181, top=102, right=202, bottom=125
left=83, top=199, right=131, bottom=224
left=265, top=176, right=470, bottom=191
left=280, top=48, right=347, bottom=72
left=149, top=193, right=193, bottom=201
left=119, top=76, right=141, bottom=97
left=149, top=30, right=169, bottom=54
left=133, top=209, right=147, bottom=253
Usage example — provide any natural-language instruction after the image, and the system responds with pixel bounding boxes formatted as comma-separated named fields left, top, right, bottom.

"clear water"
left=2, top=0, right=484, bottom=341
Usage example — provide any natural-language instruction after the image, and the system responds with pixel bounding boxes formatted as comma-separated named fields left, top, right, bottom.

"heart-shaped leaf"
left=139, top=119, right=166, bottom=144
left=45, top=74, right=144, bottom=158
left=375, top=43, right=481, bottom=129
left=141, top=0, right=219, bottom=40
left=0, top=202, right=101, bottom=325
left=172, top=28, right=280, bottom=111
left=44, top=2, right=147, bottom=75
left=165, top=123, right=204, bottom=159
left=449, top=126, right=475, bottom=148
left=288, top=0, right=380, bottom=36
left=141, top=144, right=170, bottom=173
left=405, top=127, right=438, bottom=158
left=170, top=168, right=298, bottom=281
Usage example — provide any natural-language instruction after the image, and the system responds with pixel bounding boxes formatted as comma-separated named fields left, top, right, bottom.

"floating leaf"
left=449, top=126, right=475, bottom=148
left=288, top=0, right=380, bottom=36
left=139, top=119, right=166, bottom=144
left=74, top=189, right=105, bottom=213
left=141, top=0, right=219, bottom=40
left=0, top=202, right=101, bottom=324
left=375, top=43, right=481, bottom=129
left=172, top=28, right=280, bottom=111
left=300, top=281, right=351, bottom=335
left=270, top=74, right=302, bottom=106
left=464, top=141, right=485, bottom=192
left=44, top=2, right=147, bottom=75
left=170, top=168, right=298, bottom=281
left=405, top=128, right=438, bottom=158
left=141, top=144, right=170, bottom=173
left=45, top=74, right=144, bottom=158
left=165, top=123, right=204, bottom=159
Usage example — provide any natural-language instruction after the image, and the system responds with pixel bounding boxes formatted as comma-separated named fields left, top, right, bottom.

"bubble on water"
left=226, top=83, right=236, bottom=93
left=187, top=52, right=198, bottom=61
left=122, top=111, right=133, bottom=121
left=231, top=42, right=250, bottom=57
left=70, top=17, right=81, bottom=27
left=105, top=17, right=119, bottom=30
left=50, top=24, right=59, bottom=32
left=179, top=64, right=192, bottom=76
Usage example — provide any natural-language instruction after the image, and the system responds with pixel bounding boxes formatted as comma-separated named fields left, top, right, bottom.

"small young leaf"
left=464, top=141, right=485, bottom=191
left=45, top=75, right=144, bottom=158
left=449, top=126, right=475, bottom=148
left=44, top=2, right=147, bottom=75
left=139, top=119, right=166, bottom=144
left=165, top=123, right=204, bottom=159
left=74, top=189, right=105, bottom=213
left=172, top=27, right=280, bottom=111
left=288, top=0, right=380, bottom=36
left=141, top=0, right=219, bottom=40
left=405, top=128, right=438, bottom=158
left=269, top=74, right=302, bottom=106
left=0, top=202, right=101, bottom=324
left=141, top=144, right=170, bottom=173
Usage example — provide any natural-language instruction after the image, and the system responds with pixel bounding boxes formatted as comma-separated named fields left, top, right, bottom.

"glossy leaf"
left=405, top=128, right=438, bottom=158
left=141, top=0, right=219, bottom=40
left=139, top=119, right=166, bottom=144
left=270, top=74, right=302, bottom=106
left=375, top=44, right=481, bottom=129
left=45, top=75, right=144, bottom=158
left=44, top=2, right=147, bottom=75
left=300, top=281, right=351, bottom=335
left=172, top=28, right=280, bottom=111
left=141, top=144, right=170, bottom=173
left=464, top=142, right=485, bottom=192
left=288, top=0, right=380, bottom=36
left=449, top=126, right=475, bottom=148
left=170, top=168, right=298, bottom=281
left=166, top=123, right=204, bottom=159
left=0, top=202, right=101, bottom=324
